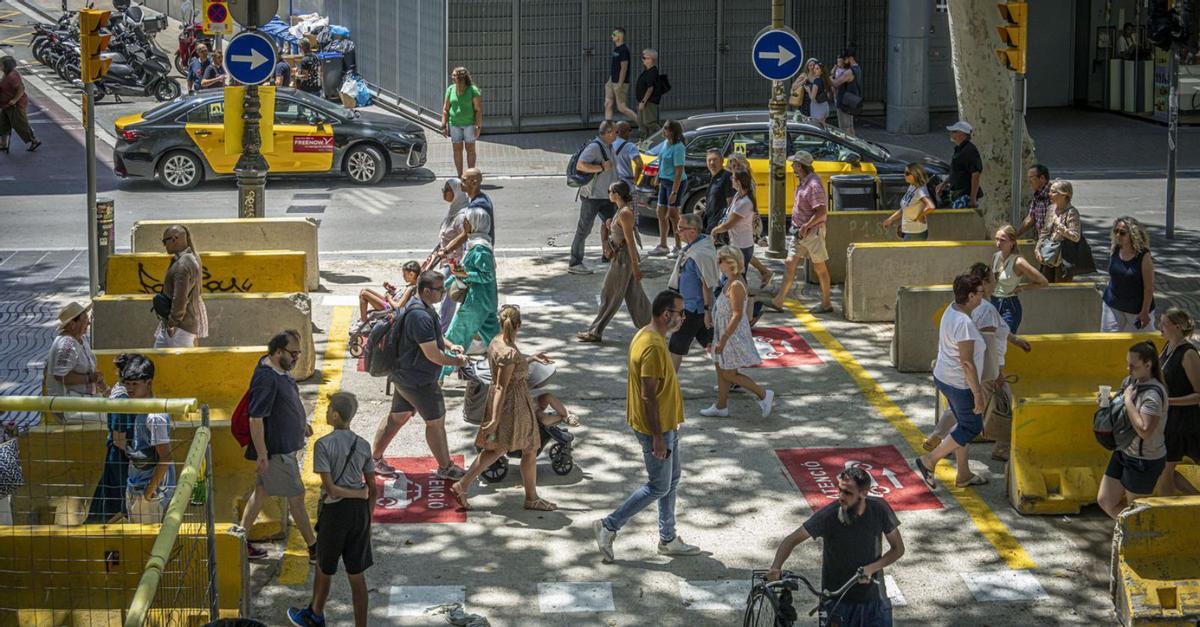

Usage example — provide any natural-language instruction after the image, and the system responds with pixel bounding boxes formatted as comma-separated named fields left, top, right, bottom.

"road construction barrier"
left=842, top=240, right=1034, bottom=322
left=891, top=282, right=1105, bottom=372
left=1006, top=332, right=1162, bottom=397
left=91, top=292, right=315, bottom=380
left=105, top=251, right=307, bottom=295
left=1112, top=496, right=1200, bottom=625
left=130, top=218, right=319, bottom=290
left=89, top=347, right=264, bottom=421
left=807, top=209, right=986, bottom=285
left=1007, top=396, right=1112, bottom=514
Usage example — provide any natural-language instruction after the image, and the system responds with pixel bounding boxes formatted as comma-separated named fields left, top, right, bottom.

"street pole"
left=236, top=81, right=268, bottom=218
left=1009, top=72, right=1025, bottom=227
left=84, top=82, right=99, bottom=298
left=766, top=0, right=787, bottom=259
left=1165, top=47, right=1178, bottom=239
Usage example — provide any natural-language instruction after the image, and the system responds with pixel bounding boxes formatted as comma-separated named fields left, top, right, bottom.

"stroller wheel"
left=348, top=338, right=363, bottom=358
left=481, top=456, right=509, bottom=483
left=549, top=443, right=573, bottom=476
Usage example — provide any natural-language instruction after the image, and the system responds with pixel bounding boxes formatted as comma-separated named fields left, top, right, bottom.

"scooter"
left=174, top=20, right=211, bottom=76
left=93, top=41, right=181, bottom=102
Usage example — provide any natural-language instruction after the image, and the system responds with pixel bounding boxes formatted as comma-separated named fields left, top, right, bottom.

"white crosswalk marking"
left=960, top=570, right=1048, bottom=603
left=680, top=580, right=750, bottom=611
left=885, top=575, right=908, bottom=607
left=385, top=585, right=466, bottom=617
left=537, top=581, right=615, bottom=613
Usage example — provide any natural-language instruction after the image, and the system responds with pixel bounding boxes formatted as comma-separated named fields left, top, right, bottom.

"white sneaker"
left=667, top=246, right=681, bottom=259
left=699, top=404, right=729, bottom=417
left=759, top=389, right=775, bottom=418
left=568, top=263, right=594, bottom=275
left=658, top=536, right=702, bottom=556
left=593, top=519, right=616, bottom=563
left=647, top=245, right=669, bottom=257
left=227, top=524, right=246, bottom=537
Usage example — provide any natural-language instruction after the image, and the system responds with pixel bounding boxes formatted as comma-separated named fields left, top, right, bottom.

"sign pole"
left=1165, top=47, right=1178, bottom=240
left=84, top=82, right=99, bottom=297
left=236, top=81, right=268, bottom=218
left=766, top=0, right=787, bottom=259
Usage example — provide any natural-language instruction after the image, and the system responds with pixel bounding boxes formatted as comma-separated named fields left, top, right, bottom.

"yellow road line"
left=784, top=300, right=1036, bottom=570
left=279, top=305, right=353, bottom=585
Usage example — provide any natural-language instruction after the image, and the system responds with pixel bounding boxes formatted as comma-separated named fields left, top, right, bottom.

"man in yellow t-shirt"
left=594, top=290, right=703, bottom=563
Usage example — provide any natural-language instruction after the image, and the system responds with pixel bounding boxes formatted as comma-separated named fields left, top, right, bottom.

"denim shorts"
left=449, top=124, right=477, bottom=143
left=991, top=296, right=1023, bottom=334
left=656, top=180, right=683, bottom=209
left=935, top=377, right=983, bottom=446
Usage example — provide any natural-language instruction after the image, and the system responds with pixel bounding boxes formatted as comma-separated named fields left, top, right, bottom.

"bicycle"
left=743, top=567, right=872, bottom=627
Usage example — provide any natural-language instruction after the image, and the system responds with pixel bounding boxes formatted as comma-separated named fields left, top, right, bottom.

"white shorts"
left=1101, top=302, right=1156, bottom=333
left=126, top=491, right=166, bottom=523
left=449, top=125, right=478, bottom=143
left=154, top=323, right=196, bottom=348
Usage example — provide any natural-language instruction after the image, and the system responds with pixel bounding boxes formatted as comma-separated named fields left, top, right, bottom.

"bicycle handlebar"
left=752, top=567, right=876, bottom=617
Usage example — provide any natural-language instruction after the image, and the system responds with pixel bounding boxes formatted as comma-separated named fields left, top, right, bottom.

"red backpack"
left=231, top=389, right=252, bottom=447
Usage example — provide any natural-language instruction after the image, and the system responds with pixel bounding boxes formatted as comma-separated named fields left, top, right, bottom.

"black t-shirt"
left=200, top=63, right=225, bottom=89
left=704, top=170, right=734, bottom=234
left=273, top=61, right=292, bottom=87
left=244, top=358, right=307, bottom=460
left=393, top=299, right=445, bottom=388
left=636, top=66, right=661, bottom=104
left=802, top=497, right=900, bottom=603
left=611, top=44, right=631, bottom=83
left=947, top=139, right=983, bottom=197
left=298, top=54, right=321, bottom=92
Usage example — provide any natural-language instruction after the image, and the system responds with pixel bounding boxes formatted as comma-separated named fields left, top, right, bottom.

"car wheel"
left=684, top=190, right=707, bottom=217
left=154, top=78, right=181, bottom=102
left=157, top=151, right=203, bottom=191
left=345, top=144, right=386, bottom=185
left=93, top=82, right=107, bottom=103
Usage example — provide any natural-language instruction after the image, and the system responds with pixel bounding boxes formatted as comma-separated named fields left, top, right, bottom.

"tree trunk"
left=947, top=0, right=1038, bottom=233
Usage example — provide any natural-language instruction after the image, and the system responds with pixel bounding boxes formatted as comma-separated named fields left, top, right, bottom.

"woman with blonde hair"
left=700, top=246, right=774, bottom=418
left=1033, top=179, right=1082, bottom=283
left=156, top=224, right=208, bottom=348
left=990, top=224, right=1047, bottom=333
left=881, top=162, right=936, bottom=241
left=441, top=66, right=483, bottom=177
left=450, top=305, right=557, bottom=511
left=1102, top=216, right=1156, bottom=332
left=1155, top=307, right=1200, bottom=496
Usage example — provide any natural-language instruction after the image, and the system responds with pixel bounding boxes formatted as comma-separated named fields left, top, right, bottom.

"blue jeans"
left=602, top=428, right=681, bottom=542
left=991, top=295, right=1022, bottom=333
left=570, top=198, right=617, bottom=266
left=935, top=377, right=982, bottom=446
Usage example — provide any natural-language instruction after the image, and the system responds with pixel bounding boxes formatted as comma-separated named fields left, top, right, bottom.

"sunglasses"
left=161, top=235, right=177, bottom=244
left=1113, top=228, right=1129, bottom=236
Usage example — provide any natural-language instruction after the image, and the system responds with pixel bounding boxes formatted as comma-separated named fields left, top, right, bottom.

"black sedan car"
left=113, top=88, right=426, bottom=190
left=632, top=112, right=949, bottom=218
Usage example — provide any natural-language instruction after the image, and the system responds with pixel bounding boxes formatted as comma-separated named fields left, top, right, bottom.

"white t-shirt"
left=900, top=185, right=931, bottom=234
left=725, top=195, right=757, bottom=249
left=933, top=305, right=986, bottom=390
left=45, top=334, right=96, bottom=396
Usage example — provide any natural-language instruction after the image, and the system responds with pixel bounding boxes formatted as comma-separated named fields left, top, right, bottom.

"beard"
left=282, top=357, right=296, bottom=372
left=838, top=502, right=862, bottom=526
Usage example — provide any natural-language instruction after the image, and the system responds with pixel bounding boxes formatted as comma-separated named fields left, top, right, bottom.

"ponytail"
left=1129, top=341, right=1163, bottom=384
left=499, top=305, right=520, bottom=347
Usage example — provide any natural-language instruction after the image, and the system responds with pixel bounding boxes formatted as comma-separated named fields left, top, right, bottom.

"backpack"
left=655, top=73, right=672, bottom=97
left=566, top=138, right=604, bottom=188
left=1093, top=382, right=1160, bottom=454
left=364, top=308, right=411, bottom=377
left=231, top=389, right=252, bottom=447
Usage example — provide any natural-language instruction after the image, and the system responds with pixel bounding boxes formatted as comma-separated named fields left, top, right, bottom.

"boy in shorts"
left=288, top=392, right=376, bottom=627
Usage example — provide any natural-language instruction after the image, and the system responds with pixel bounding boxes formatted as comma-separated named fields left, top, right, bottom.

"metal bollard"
left=95, top=197, right=115, bottom=292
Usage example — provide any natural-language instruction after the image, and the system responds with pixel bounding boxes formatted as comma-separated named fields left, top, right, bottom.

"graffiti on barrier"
left=137, top=262, right=254, bottom=294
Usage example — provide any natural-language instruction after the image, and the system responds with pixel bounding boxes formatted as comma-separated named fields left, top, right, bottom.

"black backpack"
left=655, top=73, right=672, bottom=97
left=1094, top=382, right=1160, bottom=454
left=364, top=306, right=413, bottom=377
left=566, top=138, right=605, bottom=188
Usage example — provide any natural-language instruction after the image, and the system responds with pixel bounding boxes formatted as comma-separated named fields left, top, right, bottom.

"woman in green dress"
left=443, top=208, right=499, bottom=377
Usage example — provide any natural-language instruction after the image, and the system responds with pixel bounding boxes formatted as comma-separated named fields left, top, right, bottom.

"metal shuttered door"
left=519, top=0, right=583, bottom=124
left=374, top=0, right=400, bottom=100
left=449, top=1, right=513, bottom=126
left=418, top=1, right=447, bottom=115
left=395, top=0, right=421, bottom=106
left=660, top=0, right=718, bottom=114
left=720, top=1, right=771, bottom=110
left=851, top=0, right=887, bottom=103
left=355, top=1, right=381, bottom=89
left=584, top=1, right=653, bottom=124
left=790, top=0, right=846, bottom=75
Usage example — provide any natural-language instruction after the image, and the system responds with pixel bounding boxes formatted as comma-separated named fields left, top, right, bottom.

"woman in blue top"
left=649, top=119, right=688, bottom=259
left=86, top=354, right=139, bottom=523
left=1102, top=216, right=1156, bottom=332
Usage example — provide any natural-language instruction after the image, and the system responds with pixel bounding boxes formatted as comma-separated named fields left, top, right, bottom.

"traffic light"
left=79, top=8, right=112, bottom=83
left=996, top=2, right=1027, bottom=74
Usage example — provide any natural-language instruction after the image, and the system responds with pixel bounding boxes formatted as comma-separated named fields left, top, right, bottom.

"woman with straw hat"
left=45, top=301, right=105, bottom=399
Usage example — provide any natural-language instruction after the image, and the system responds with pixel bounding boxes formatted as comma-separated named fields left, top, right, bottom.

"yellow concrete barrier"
left=91, top=292, right=315, bottom=380
left=808, top=209, right=986, bottom=285
left=1112, top=496, right=1200, bottom=626
left=130, top=218, right=319, bottom=290
left=842, top=240, right=1035, bottom=322
left=105, top=250, right=307, bottom=295
left=891, top=282, right=1105, bottom=372
left=1007, top=396, right=1112, bottom=514
left=91, top=347, right=264, bottom=421
left=1006, top=332, right=1162, bottom=398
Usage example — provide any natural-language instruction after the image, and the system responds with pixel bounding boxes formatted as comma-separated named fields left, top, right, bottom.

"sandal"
left=575, top=331, right=602, bottom=343
left=562, top=413, right=581, bottom=427
left=955, top=474, right=988, bottom=488
left=524, top=497, right=557, bottom=512
left=26, top=139, right=41, bottom=152
left=913, top=457, right=937, bottom=490
left=448, top=481, right=470, bottom=510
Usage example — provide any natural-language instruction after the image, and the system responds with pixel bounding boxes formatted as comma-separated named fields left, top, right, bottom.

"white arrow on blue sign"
left=224, top=30, right=277, bottom=86
left=751, top=28, right=804, bottom=82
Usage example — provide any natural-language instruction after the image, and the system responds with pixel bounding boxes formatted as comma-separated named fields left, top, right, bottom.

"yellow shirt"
left=627, top=327, right=684, bottom=435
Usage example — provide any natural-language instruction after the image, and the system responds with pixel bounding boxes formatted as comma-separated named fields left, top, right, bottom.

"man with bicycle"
left=766, top=466, right=905, bottom=626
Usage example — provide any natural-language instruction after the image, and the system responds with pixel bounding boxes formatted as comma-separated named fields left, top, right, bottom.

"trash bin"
left=95, top=197, right=114, bottom=291
left=829, top=174, right=878, bottom=211
left=318, top=52, right=345, bottom=101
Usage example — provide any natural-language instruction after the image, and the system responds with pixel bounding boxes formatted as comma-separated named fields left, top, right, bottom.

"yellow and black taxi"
left=113, top=88, right=427, bottom=190
left=633, top=112, right=949, bottom=218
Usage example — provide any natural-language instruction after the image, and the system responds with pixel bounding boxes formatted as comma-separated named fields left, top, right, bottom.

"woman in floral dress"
left=701, top=246, right=775, bottom=418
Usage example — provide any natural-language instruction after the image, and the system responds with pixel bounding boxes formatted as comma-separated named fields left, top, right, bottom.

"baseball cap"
left=789, top=151, right=814, bottom=166
left=946, top=121, right=973, bottom=134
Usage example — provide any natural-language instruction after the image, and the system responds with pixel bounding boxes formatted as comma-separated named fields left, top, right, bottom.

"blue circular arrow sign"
left=751, top=28, right=804, bottom=82
left=224, top=30, right=277, bottom=86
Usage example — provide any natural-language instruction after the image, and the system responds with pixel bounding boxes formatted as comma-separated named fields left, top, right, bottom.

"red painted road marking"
left=751, top=326, right=822, bottom=368
left=776, top=445, right=942, bottom=511
left=373, top=455, right=467, bottom=524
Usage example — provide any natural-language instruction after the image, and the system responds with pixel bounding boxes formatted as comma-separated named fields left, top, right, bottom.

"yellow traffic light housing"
left=996, top=2, right=1027, bottom=74
left=79, top=8, right=112, bottom=83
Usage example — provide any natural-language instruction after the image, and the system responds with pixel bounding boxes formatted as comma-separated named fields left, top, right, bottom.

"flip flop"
left=575, top=331, right=602, bottom=343
left=26, top=139, right=41, bottom=152
left=448, top=482, right=470, bottom=510
left=523, top=497, right=557, bottom=512
left=955, top=474, right=989, bottom=488
left=913, top=457, right=937, bottom=490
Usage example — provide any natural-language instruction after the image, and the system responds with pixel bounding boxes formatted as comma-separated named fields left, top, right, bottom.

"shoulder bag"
left=1037, top=212, right=1064, bottom=267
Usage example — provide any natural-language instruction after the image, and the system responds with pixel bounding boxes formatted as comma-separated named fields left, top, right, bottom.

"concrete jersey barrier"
left=131, top=218, right=319, bottom=290
left=891, top=282, right=1105, bottom=372
left=808, top=209, right=986, bottom=285
left=106, top=251, right=307, bottom=295
left=92, top=347, right=264, bottom=420
left=91, top=292, right=315, bottom=380
left=1112, top=495, right=1200, bottom=625
left=842, top=240, right=1034, bottom=322
left=1007, top=396, right=1113, bottom=515
left=1006, top=332, right=1162, bottom=397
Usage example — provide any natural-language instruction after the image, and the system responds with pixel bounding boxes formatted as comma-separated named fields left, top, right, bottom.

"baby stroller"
left=459, top=357, right=575, bottom=482
left=347, top=308, right=391, bottom=358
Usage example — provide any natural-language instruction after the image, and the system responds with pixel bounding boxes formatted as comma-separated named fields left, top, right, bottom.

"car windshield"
left=824, top=124, right=888, bottom=160
left=141, top=98, right=191, bottom=120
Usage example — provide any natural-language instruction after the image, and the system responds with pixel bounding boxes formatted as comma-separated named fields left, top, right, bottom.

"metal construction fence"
left=0, top=396, right=239, bottom=626
left=324, top=0, right=887, bottom=132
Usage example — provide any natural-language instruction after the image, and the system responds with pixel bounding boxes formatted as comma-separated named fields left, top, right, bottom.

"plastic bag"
left=340, top=75, right=358, bottom=98
left=354, top=76, right=372, bottom=107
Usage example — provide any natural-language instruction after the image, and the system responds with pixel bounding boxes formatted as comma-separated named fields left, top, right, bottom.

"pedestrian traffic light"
left=79, top=8, right=112, bottom=83
left=996, top=2, right=1027, bottom=74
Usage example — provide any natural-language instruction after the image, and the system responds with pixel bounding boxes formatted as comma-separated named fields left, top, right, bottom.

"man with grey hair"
left=667, top=212, right=719, bottom=370
left=634, top=49, right=662, bottom=138
left=569, top=120, right=618, bottom=275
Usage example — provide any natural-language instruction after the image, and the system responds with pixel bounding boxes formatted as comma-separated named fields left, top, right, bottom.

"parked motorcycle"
left=174, top=20, right=211, bottom=76
left=93, top=40, right=181, bottom=102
